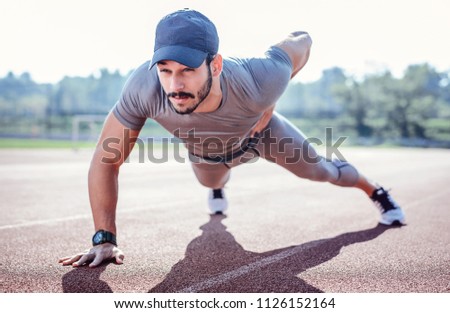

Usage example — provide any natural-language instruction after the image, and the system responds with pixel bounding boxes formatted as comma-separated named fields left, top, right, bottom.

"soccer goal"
left=71, top=115, right=106, bottom=149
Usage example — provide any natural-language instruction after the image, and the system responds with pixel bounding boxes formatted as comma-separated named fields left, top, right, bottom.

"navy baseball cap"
left=150, top=9, right=219, bottom=69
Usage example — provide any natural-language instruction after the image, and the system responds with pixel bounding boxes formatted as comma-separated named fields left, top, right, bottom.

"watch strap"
left=92, top=230, right=117, bottom=246
left=104, top=230, right=117, bottom=246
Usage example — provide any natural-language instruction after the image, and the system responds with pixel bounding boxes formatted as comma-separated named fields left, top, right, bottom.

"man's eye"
left=183, top=68, right=195, bottom=72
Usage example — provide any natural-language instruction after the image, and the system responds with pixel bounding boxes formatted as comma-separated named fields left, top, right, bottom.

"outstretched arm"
left=59, top=112, right=140, bottom=267
left=275, top=31, right=312, bottom=79
left=251, top=32, right=312, bottom=136
left=88, top=112, right=140, bottom=236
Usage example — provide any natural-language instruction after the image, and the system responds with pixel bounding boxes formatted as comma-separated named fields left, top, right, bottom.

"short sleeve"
left=112, top=62, right=161, bottom=130
left=247, top=46, right=293, bottom=107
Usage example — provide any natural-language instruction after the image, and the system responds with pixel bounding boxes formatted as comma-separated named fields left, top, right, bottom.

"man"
left=59, top=9, right=405, bottom=268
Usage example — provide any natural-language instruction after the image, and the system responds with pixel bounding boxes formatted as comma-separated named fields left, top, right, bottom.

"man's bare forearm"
left=276, top=31, right=312, bottom=78
left=88, top=153, right=120, bottom=235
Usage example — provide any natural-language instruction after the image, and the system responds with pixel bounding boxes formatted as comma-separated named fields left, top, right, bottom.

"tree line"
left=0, top=64, right=449, bottom=145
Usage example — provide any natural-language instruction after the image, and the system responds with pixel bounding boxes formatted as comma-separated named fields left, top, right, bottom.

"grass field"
left=0, top=138, right=172, bottom=154
left=0, top=138, right=96, bottom=149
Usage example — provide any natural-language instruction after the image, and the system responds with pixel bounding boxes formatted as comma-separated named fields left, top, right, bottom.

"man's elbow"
left=289, top=31, right=312, bottom=45
left=277, top=31, right=312, bottom=77
left=292, top=32, right=313, bottom=59
left=90, top=143, right=123, bottom=172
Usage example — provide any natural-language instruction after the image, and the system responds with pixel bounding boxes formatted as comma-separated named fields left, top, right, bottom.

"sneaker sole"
left=379, top=218, right=406, bottom=226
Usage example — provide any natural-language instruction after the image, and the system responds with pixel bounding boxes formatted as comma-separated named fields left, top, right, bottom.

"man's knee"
left=196, top=175, right=228, bottom=189
left=191, top=164, right=230, bottom=189
left=329, top=159, right=359, bottom=187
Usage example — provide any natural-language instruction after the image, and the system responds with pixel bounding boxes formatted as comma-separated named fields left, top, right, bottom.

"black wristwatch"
left=92, top=230, right=117, bottom=246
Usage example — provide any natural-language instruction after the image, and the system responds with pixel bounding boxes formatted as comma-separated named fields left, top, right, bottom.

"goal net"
left=71, top=115, right=106, bottom=149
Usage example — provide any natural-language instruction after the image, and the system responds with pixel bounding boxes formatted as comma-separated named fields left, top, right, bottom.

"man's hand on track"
left=59, top=243, right=124, bottom=268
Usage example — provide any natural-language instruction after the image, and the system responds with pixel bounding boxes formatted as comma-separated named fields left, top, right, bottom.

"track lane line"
left=0, top=200, right=187, bottom=230
left=0, top=182, right=306, bottom=230
left=176, top=239, right=326, bottom=293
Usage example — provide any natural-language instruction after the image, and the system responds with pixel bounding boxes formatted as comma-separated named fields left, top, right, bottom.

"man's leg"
left=191, top=162, right=230, bottom=189
left=257, top=112, right=363, bottom=188
left=256, top=112, right=405, bottom=225
left=190, top=161, right=230, bottom=214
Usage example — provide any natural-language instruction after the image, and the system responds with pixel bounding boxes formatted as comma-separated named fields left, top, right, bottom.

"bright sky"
left=1, top=0, right=449, bottom=84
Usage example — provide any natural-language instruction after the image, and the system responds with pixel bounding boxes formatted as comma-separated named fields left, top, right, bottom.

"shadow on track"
left=62, top=263, right=113, bottom=293
left=149, top=214, right=401, bottom=293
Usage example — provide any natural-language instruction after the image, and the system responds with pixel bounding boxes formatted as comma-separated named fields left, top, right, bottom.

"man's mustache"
left=167, top=91, right=195, bottom=98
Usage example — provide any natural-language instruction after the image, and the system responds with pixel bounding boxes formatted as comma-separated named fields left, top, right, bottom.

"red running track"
left=0, top=147, right=449, bottom=292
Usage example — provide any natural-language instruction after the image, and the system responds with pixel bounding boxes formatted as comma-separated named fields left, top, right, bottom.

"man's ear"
left=211, top=54, right=223, bottom=77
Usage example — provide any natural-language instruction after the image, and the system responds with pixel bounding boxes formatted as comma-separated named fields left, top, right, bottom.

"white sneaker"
left=371, top=187, right=406, bottom=225
left=208, top=189, right=228, bottom=214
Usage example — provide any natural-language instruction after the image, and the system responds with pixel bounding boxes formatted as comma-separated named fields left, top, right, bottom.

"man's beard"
left=168, top=66, right=213, bottom=115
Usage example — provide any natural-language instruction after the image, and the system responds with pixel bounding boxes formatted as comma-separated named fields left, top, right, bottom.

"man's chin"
left=174, top=109, right=194, bottom=115
left=171, top=102, right=199, bottom=115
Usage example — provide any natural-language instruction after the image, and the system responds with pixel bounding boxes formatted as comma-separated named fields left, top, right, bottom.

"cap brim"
left=149, top=45, right=208, bottom=69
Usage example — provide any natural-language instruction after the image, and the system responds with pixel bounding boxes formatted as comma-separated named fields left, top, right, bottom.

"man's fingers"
left=250, top=122, right=263, bottom=137
left=60, top=246, right=120, bottom=268
left=59, top=249, right=93, bottom=266
left=61, top=254, right=83, bottom=266
left=251, top=107, right=274, bottom=137
left=89, top=253, right=104, bottom=268
left=114, top=251, right=125, bottom=265
left=73, top=253, right=93, bottom=267
left=58, top=256, right=71, bottom=263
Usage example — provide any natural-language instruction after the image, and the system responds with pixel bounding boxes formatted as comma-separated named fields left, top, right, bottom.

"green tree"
left=381, top=64, right=442, bottom=139
left=278, top=67, right=347, bottom=118
left=333, top=77, right=374, bottom=137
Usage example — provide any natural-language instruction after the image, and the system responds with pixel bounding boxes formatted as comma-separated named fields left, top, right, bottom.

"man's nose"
left=170, top=76, right=185, bottom=91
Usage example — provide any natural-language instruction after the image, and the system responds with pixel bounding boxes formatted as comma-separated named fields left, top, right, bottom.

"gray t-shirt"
left=113, top=46, right=292, bottom=157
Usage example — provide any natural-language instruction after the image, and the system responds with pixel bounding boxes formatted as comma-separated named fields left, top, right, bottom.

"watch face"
left=93, top=232, right=104, bottom=244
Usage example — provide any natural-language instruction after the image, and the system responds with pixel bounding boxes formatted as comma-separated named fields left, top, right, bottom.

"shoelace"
left=212, top=189, right=223, bottom=199
left=372, top=189, right=397, bottom=213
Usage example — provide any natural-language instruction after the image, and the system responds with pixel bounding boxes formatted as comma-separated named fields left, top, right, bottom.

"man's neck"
left=194, top=78, right=222, bottom=113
